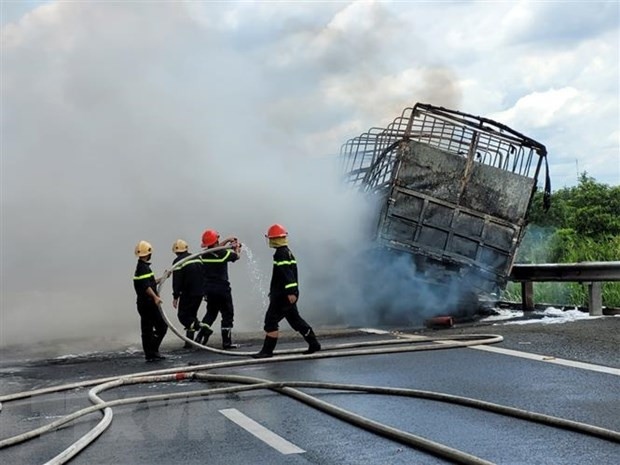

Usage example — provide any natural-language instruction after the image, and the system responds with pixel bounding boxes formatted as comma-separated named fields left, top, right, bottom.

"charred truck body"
left=341, top=103, right=549, bottom=312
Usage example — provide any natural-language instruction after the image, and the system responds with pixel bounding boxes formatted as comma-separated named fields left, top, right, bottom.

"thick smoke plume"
left=1, top=2, right=461, bottom=349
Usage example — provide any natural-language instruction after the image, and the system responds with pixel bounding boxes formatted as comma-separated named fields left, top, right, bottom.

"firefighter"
left=133, top=241, right=168, bottom=362
left=171, top=239, right=212, bottom=348
left=252, top=224, right=320, bottom=359
left=196, top=229, right=242, bottom=349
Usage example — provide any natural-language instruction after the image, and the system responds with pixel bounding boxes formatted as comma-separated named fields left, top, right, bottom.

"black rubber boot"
left=302, top=329, right=321, bottom=354
left=252, top=336, right=278, bottom=359
left=184, top=330, right=195, bottom=349
left=195, top=323, right=213, bottom=345
left=221, top=329, right=239, bottom=350
left=152, top=329, right=166, bottom=355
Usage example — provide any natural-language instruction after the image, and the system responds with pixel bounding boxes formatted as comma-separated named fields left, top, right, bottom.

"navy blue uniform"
left=263, top=246, right=310, bottom=333
left=172, top=251, right=204, bottom=332
left=201, top=249, right=239, bottom=329
left=133, top=260, right=167, bottom=359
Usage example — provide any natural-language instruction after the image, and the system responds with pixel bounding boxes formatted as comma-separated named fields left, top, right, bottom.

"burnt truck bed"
left=341, top=103, right=550, bottom=296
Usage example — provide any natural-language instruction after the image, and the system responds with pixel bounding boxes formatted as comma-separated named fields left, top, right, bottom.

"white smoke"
left=1, top=1, right=461, bottom=347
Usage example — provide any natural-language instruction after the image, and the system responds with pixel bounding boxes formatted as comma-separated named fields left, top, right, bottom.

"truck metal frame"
left=341, top=103, right=550, bottom=295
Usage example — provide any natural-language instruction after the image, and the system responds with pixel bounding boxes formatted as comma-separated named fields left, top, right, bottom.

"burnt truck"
left=340, top=103, right=550, bottom=310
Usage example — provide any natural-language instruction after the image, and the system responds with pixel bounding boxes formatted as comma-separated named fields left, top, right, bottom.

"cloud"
left=260, top=0, right=402, bottom=71
left=256, top=1, right=462, bottom=157
left=501, top=1, right=619, bottom=46
left=491, top=87, right=592, bottom=129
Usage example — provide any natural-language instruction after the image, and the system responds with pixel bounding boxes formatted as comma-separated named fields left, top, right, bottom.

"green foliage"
left=527, top=173, right=620, bottom=238
left=505, top=174, right=620, bottom=307
left=547, top=230, right=620, bottom=263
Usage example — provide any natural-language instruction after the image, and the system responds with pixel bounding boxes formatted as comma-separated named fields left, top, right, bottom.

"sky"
left=1, top=0, right=619, bottom=347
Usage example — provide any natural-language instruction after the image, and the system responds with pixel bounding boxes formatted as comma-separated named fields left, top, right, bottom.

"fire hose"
left=1, top=368, right=618, bottom=465
left=1, top=245, right=618, bottom=464
left=155, top=244, right=285, bottom=356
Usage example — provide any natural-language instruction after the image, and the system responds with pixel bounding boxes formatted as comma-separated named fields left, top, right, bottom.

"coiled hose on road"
left=1, top=245, right=618, bottom=465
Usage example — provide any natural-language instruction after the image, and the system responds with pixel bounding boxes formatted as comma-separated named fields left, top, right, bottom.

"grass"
left=501, top=229, right=620, bottom=308
left=502, top=281, right=620, bottom=308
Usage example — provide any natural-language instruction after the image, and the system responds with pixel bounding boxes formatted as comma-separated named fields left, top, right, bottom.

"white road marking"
left=469, top=344, right=620, bottom=376
left=219, top=408, right=305, bottom=455
left=365, top=328, right=620, bottom=376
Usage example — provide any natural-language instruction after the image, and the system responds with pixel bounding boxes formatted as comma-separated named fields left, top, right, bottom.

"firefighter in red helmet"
left=253, top=224, right=320, bottom=358
left=196, top=229, right=242, bottom=349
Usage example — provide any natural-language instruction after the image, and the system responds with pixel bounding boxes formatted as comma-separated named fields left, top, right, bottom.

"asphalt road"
left=1, top=316, right=618, bottom=465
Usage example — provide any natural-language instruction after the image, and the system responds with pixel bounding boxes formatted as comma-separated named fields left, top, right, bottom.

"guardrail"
left=509, top=261, right=620, bottom=316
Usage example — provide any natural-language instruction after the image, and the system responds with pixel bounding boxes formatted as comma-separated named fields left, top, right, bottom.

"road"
left=1, top=316, right=618, bottom=465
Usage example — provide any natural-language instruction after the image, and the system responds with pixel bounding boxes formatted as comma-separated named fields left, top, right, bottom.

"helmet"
left=172, top=239, right=188, bottom=253
left=134, top=240, right=153, bottom=257
left=201, top=229, right=219, bottom=247
left=266, top=224, right=288, bottom=238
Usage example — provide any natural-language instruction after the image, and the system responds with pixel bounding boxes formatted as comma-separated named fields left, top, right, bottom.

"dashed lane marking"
left=219, top=408, right=306, bottom=455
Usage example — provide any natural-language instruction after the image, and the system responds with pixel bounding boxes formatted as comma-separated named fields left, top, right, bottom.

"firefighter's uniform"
left=133, top=242, right=167, bottom=361
left=263, top=246, right=311, bottom=333
left=200, top=248, right=239, bottom=348
left=172, top=241, right=211, bottom=346
left=253, top=224, right=320, bottom=358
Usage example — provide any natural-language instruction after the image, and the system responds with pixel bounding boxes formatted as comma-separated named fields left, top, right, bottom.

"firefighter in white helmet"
left=133, top=241, right=167, bottom=362
left=171, top=239, right=212, bottom=348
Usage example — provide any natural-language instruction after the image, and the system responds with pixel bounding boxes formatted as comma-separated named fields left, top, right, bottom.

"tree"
left=527, top=173, right=620, bottom=238
left=513, top=174, right=620, bottom=307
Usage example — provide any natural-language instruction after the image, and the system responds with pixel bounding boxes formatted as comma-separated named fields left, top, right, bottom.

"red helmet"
left=266, top=224, right=288, bottom=239
left=201, top=229, right=219, bottom=247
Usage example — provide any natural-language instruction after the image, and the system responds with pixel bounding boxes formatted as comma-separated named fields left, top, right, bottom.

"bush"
left=504, top=174, right=620, bottom=307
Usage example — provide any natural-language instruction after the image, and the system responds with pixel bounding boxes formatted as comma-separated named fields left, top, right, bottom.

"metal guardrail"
left=509, top=261, right=620, bottom=315
left=510, top=261, right=620, bottom=282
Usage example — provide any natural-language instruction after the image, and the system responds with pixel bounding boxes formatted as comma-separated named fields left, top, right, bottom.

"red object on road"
left=425, top=316, right=454, bottom=328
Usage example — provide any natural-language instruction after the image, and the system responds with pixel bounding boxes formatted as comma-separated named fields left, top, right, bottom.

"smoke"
left=311, top=246, right=478, bottom=328
left=1, top=1, right=461, bottom=348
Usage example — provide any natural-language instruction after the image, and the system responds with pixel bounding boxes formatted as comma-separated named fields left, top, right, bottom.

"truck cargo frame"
left=341, top=103, right=550, bottom=295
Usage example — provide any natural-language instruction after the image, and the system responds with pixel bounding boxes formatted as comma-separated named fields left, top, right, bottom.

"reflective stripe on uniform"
left=284, top=282, right=298, bottom=289
left=274, top=260, right=297, bottom=266
left=133, top=272, right=154, bottom=280
left=202, top=250, right=231, bottom=263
